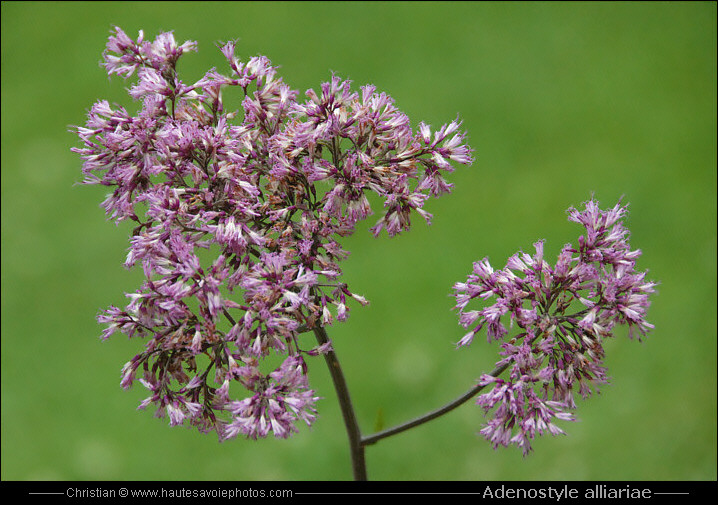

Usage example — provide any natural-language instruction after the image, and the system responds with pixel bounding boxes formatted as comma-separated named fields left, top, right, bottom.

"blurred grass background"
left=1, top=1, right=715, bottom=481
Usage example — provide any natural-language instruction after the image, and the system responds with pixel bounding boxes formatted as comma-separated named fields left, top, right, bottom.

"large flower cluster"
left=73, top=27, right=473, bottom=440
left=454, top=199, right=656, bottom=455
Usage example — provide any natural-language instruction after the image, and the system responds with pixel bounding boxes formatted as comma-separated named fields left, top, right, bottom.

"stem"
left=314, top=324, right=510, bottom=479
left=361, top=362, right=510, bottom=446
left=313, top=326, right=367, bottom=481
left=222, top=308, right=236, bottom=326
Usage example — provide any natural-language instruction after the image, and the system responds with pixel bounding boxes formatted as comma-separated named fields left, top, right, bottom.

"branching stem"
left=315, top=325, right=510, bottom=480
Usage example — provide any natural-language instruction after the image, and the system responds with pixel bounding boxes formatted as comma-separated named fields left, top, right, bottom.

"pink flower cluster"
left=74, top=27, right=473, bottom=440
left=454, top=199, right=656, bottom=454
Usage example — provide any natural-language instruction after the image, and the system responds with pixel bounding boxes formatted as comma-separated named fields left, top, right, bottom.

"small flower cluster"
left=454, top=199, right=656, bottom=455
left=74, top=27, right=472, bottom=440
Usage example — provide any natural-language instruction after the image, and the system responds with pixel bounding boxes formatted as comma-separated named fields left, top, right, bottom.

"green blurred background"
left=1, top=1, right=715, bottom=481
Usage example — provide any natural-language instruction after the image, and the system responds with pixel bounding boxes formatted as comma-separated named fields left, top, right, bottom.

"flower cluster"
left=74, top=27, right=472, bottom=440
left=454, top=199, right=656, bottom=455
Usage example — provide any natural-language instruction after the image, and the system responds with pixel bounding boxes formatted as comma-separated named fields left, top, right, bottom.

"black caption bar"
left=2, top=480, right=716, bottom=503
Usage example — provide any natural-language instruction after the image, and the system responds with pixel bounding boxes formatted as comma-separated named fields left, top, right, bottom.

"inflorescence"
left=453, top=200, right=656, bottom=454
left=74, top=27, right=655, bottom=454
left=73, top=27, right=472, bottom=441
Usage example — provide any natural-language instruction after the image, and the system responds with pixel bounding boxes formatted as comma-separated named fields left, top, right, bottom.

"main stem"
left=313, top=326, right=367, bottom=481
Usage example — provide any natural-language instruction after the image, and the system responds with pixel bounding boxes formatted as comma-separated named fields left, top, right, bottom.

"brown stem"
left=313, top=326, right=367, bottom=481
left=361, top=362, right=510, bottom=446
left=313, top=322, right=510, bottom=479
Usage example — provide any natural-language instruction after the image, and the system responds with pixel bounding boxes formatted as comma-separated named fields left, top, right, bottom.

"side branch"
left=361, top=362, right=510, bottom=446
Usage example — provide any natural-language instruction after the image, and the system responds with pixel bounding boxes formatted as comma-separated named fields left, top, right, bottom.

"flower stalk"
left=313, top=326, right=367, bottom=480
left=316, top=323, right=510, bottom=480
left=362, top=362, right=511, bottom=447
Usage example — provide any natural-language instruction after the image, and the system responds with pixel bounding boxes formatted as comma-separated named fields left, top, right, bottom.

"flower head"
left=454, top=198, right=656, bottom=454
left=74, top=27, right=473, bottom=441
